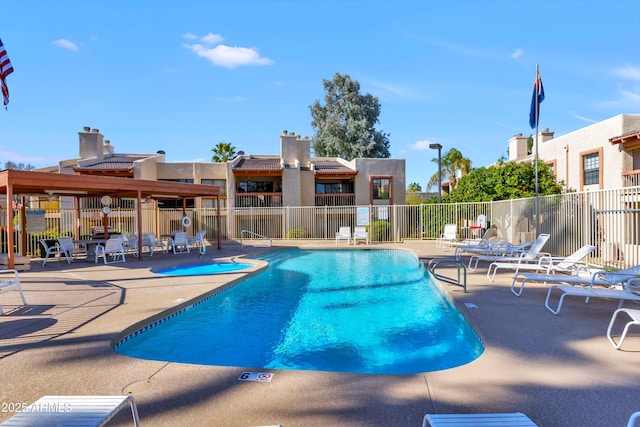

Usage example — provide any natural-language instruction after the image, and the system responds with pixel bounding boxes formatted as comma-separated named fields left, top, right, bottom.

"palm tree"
left=211, top=141, right=237, bottom=162
left=427, top=148, right=472, bottom=193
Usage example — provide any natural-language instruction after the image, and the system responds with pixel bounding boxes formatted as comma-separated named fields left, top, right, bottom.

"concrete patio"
left=0, top=241, right=638, bottom=426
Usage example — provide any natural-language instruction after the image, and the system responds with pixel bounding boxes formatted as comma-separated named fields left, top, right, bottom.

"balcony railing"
left=315, top=193, right=355, bottom=206
left=235, top=193, right=282, bottom=207
left=623, top=170, right=640, bottom=187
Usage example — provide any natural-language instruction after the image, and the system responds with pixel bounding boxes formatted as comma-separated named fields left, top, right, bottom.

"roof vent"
left=157, top=150, right=165, bottom=155
left=282, top=130, right=288, bottom=135
left=83, top=126, right=90, bottom=132
left=92, top=128, right=99, bottom=133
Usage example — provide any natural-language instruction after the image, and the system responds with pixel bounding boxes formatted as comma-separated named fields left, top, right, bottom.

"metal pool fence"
left=3, top=186, right=640, bottom=268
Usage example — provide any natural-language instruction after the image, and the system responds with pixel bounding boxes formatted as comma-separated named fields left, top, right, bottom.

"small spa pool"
left=117, top=249, right=484, bottom=374
left=155, top=262, right=253, bottom=276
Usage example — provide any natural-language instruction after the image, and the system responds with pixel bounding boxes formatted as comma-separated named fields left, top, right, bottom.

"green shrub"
left=370, top=220, right=390, bottom=241
left=285, top=228, right=309, bottom=239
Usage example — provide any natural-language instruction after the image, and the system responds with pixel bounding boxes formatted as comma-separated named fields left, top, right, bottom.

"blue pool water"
left=155, top=262, right=253, bottom=276
left=116, top=249, right=484, bottom=374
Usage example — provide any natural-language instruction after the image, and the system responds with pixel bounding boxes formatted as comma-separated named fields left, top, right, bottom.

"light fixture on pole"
left=429, top=143, right=443, bottom=203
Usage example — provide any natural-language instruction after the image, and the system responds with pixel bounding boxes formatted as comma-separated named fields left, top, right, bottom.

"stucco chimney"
left=508, top=133, right=529, bottom=161
left=79, top=126, right=105, bottom=161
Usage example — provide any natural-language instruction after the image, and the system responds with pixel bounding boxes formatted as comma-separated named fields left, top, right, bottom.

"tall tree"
left=310, top=72, right=390, bottom=159
left=448, top=161, right=563, bottom=202
left=426, top=148, right=472, bottom=192
left=211, top=141, right=237, bottom=162
left=3, top=161, right=35, bottom=170
left=407, top=182, right=422, bottom=192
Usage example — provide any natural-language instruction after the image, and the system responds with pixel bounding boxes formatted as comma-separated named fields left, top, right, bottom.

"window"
left=201, top=179, right=227, bottom=196
left=372, top=178, right=391, bottom=200
left=583, top=153, right=599, bottom=185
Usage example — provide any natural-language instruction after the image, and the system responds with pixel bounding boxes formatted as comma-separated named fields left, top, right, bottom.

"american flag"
left=1, top=38, right=14, bottom=109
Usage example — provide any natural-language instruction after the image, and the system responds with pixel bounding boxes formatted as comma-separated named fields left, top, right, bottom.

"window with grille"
left=583, top=152, right=599, bottom=185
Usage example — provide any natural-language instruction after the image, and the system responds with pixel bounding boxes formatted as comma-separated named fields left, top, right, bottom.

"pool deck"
left=1, top=240, right=639, bottom=426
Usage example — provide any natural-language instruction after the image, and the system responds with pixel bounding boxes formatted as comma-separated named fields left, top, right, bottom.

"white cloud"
left=410, top=140, right=439, bottom=150
left=52, top=39, right=79, bottom=51
left=367, top=80, right=416, bottom=99
left=510, top=48, right=523, bottom=59
left=612, top=65, right=640, bottom=81
left=183, top=32, right=274, bottom=69
left=567, top=111, right=598, bottom=123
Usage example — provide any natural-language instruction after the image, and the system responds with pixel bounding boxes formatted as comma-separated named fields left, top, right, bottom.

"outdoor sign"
left=26, top=210, right=46, bottom=233
left=356, top=207, right=370, bottom=226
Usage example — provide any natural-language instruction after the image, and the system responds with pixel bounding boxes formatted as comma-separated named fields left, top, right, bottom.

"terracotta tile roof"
left=233, top=157, right=282, bottom=171
left=73, top=155, right=148, bottom=171
left=311, top=160, right=356, bottom=175
left=610, top=130, right=640, bottom=144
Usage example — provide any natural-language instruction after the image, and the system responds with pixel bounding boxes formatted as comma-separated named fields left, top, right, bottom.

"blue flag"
left=529, top=71, right=545, bottom=129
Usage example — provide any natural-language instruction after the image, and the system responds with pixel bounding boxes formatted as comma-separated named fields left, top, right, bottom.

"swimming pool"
left=116, top=249, right=484, bottom=374
left=155, top=261, right=253, bottom=276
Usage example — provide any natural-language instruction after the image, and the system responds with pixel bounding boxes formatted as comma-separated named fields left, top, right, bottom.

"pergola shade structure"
left=0, top=169, right=221, bottom=268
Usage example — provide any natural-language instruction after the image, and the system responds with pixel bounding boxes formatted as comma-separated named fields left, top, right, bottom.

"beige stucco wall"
left=351, top=158, right=406, bottom=205
left=510, top=114, right=640, bottom=191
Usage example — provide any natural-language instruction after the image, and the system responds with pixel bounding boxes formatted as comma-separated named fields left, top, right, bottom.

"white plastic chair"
left=170, top=231, right=190, bottom=254
left=57, top=237, right=87, bottom=261
left=40, top=238, right=68, bottom=266
left=0, top=269, right=27, bottom=315
left=436, top=224, right=457, bottom=249
left=188, top=230, right=206, bottom=254
left=94, top=238, right=126, bottom=264
left=335, top=227, right=351, bottom=245
left=352, top=226, right=369, bottom=245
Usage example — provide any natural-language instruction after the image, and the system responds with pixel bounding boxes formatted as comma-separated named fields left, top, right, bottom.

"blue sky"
left=1, top=0, right=639, bottom=190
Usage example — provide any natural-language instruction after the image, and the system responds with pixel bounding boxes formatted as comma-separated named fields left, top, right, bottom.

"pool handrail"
left=240, top=230, right=273, bottom=252
left=427, top=257, right=467, bottom=293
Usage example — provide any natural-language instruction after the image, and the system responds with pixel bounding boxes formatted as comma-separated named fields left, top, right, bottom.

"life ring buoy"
left=182, top=215, right=192, bottom=227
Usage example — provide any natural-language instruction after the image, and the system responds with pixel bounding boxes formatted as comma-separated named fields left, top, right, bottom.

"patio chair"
left=352, top=226, right=369, bottom=245
left=422, top=412, right=537, bottom=427
left=487, top=244, right=596, bottom=282
left=607, top=308, right=640, bottom=350
left=57, top=236, right=87, bottom=262
left=435, top=224, right=457, bottom=249
left=468, top=233, right=550, bottom=272
left=512, top=264, right=640, bottom=297
left=454, top=235, right=512, bottom=260
left=94, top=237, right=126, bottom=264
left=627, top=411, right=640, bottom=427
left=335, top=226, right=351, bottom=245
left=169, top=231, right=190, bottom=254
left=40, top=238, right=69, bottom=266
left=545, top=275, right=640, bottom=315
left=120, top=232, right=137, bottom=254
left=188, top=230, right=207, bottom=254
left=141, top=232, right=166, bottom=256
left=0, top=269, right=27, bottom=315
left=0, top=395, right=140, bottom=426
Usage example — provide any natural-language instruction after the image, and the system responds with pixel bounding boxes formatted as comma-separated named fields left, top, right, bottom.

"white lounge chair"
left=607, top=308, right=640, bottom=350
left=454, top=237, right=514, bottom=260
left=488, top=244, right=596, bottom=282
left=423, top=412, right=537, bottom=427
left=545, top=276, right=640, bottom=315
left=169, top=231, right=190, bottom=254
left=352, top=226, right=369, bottom=245
left=0, top=269, right=26, bottom=315
left=468, top=233, right=550, bottom=272
left=335, top=227, right=351, bottom=245
left=40, top=238, right=69, bottom=266
left=513, top=264, right=640, bottom=297
left=627, top=411, right=640, bottom=427
left=188, top=230, right=206, bottom=254
left=436, top=224, right=457, bottom=249
left=0, top=395, right=140, bottom=426
left=57, top=236, right=87, bottom=261
left=94, top=238, right=126, bottom=264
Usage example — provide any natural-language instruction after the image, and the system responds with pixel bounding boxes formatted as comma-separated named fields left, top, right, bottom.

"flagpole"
left=534, top=64, right=540, bottom=236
